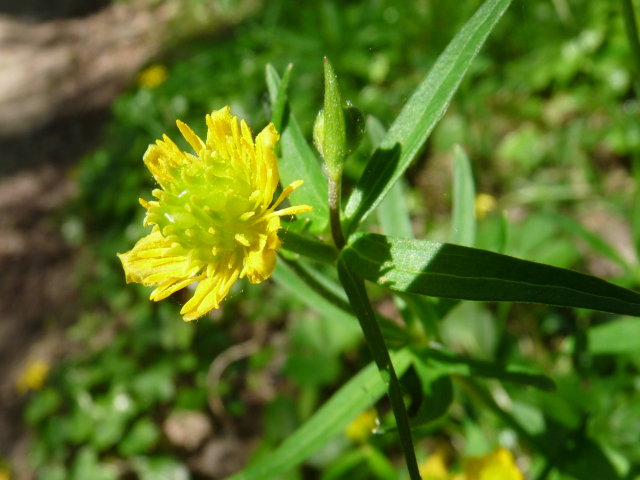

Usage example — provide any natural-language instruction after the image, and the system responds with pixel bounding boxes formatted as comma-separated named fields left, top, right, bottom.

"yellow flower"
left=474, top=193, right=497, bottom=220
left=344, top=408, right=378, bottom=443
left=118, top=107, right=311, bottom=320
left=463, top=448, right=524, bottom=480
left=419, top=448, right=450, bottom=480
left=15, top=359, right=50, bottom=394
left=416, top=447, right=524, bottom=480
left=138, top=64, right=168, bottom=89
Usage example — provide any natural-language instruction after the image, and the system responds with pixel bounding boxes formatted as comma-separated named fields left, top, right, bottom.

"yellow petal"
left=142, top=134, right=190, bottom=188
left=118, top=229, right=192, bottom=286
left=274, top=204, right=313, bottom=217
left=254, top=122, right=280, bottom=207
left=181, top=265, right=240, bottom=320
left=177, top=119, right=205, bottom=154
left=242, top=227, right=279, bottom=284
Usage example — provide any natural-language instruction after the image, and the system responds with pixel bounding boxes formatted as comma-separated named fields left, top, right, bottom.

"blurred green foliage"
left=25, top=0, right=640, bottom=479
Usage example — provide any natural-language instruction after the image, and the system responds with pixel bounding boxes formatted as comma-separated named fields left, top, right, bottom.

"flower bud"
left=313, top=103, right=365, bottom=160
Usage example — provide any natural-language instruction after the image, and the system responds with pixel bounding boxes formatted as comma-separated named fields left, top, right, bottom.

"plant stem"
left=337, top=259, right=421, bottom=480
left=621, top=0, right=640, bottom=95
left=329, top=178, right=346, bottom=249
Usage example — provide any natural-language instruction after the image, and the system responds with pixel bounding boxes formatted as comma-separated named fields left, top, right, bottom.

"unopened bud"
left=313, top=103, right=365, bottom=160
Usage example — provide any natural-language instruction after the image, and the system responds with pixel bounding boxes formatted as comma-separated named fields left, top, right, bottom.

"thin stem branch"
left=337, top=259, right=421, bottom=480
left=329, top=177, right=346, bottom=249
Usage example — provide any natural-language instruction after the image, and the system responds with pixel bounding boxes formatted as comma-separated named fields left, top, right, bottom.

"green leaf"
left=377, top=178, right=413, bottom=239
left=587, top=317, right=640, bottom=355
left=131, top=456, right=189, bottom=480
left=451, top=145, right=476, bottom=246
left=119, top=418, right=160, bottom=456
left=341, top=233, right=640, bottom=316
left=547, top=213, right=630, bottom=273
left=266, top=64, right=329, bottom=234
left=343, top=0, right=512, bottom=233
left=413, top=347, right=555, bottom=391
left=70, top=447, right=118, bottom=480
left=266, top=63, right=292, bottom=132
left=279, top=229, right=338, bottom=264
left=227, top=349, right=413, bottom=480
left=410, top=358, right=454, bottom=426
left=25, top=389, right=61, bottom=425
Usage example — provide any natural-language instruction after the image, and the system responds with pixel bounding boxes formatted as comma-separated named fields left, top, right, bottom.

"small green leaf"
left=451, top=145, right=476, bottom=246
left=341, top=233, right=640, bottom=316
left=411, top=358, right=454, bottom=426
left=119, top=418, right=160, bottom=456
left=343, top=0, right=512, bottom=233
left=266, top=64, right=329, bottom=234
left=131, top=456, right=189, bottom=480
left=25, top=389, right=61, bottom=425
left=227, top=350, right=413, bottom=480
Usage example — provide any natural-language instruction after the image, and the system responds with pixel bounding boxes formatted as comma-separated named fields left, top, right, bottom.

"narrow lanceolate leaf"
left=413, top=347, right=555, bottom=391
left=343, top=0, right=511, bottom=234
left=266, top=64, right=329, bottom=233
left=279, top=229, right=338, bottom=264
left=378, top=178, right=414, bottom=239
left=227, top=349, right=413, bottom=480
left=451, top=145, right=476, bottom=246
left=372, top=115, right=413, bottom=238
left=547, top=213, right=630, bottom=273
left=341, top=233, right=640, bottom=317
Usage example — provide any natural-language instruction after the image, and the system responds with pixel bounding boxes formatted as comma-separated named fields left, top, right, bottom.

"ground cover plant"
left=17, top=0, right=640, bottom=479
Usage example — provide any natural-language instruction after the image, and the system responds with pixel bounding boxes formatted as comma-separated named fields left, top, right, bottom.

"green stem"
left=621, top=0, right=640, bottom=95
left=329, top=178, right=346, bottom=249
left=337, top=258, right=421, bottom=480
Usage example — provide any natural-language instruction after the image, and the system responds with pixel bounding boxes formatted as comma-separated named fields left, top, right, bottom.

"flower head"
left=463, top=448, right=524, bottom=480
left=418, top=447, right=524, bottom=480
left=118, top=107, right=311, bottom=320
left=344, top=408, right=378, bottom=443
left=138, top=64, right=168, bottom=89
left=16, top=359, right=50, bottom=394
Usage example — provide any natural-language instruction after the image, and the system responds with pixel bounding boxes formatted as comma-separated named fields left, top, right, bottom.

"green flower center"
left=145, top=150, right=271, bottom=266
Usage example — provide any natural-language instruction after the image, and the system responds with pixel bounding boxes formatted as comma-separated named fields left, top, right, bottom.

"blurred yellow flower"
left=15, top=359, right=50, bottom=394
left=463, top=448, right=524, bottom=480
left=118, top=107, right=311, bottom=321
left=475, top=193, right=496, bottom=220
left=419, top=448, right=450, bottom=480
left=418, top=447, right=524, bottom=480
left=138, top=64, right=168, bottom=89
left=344, top=408, right=378, bottom=443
